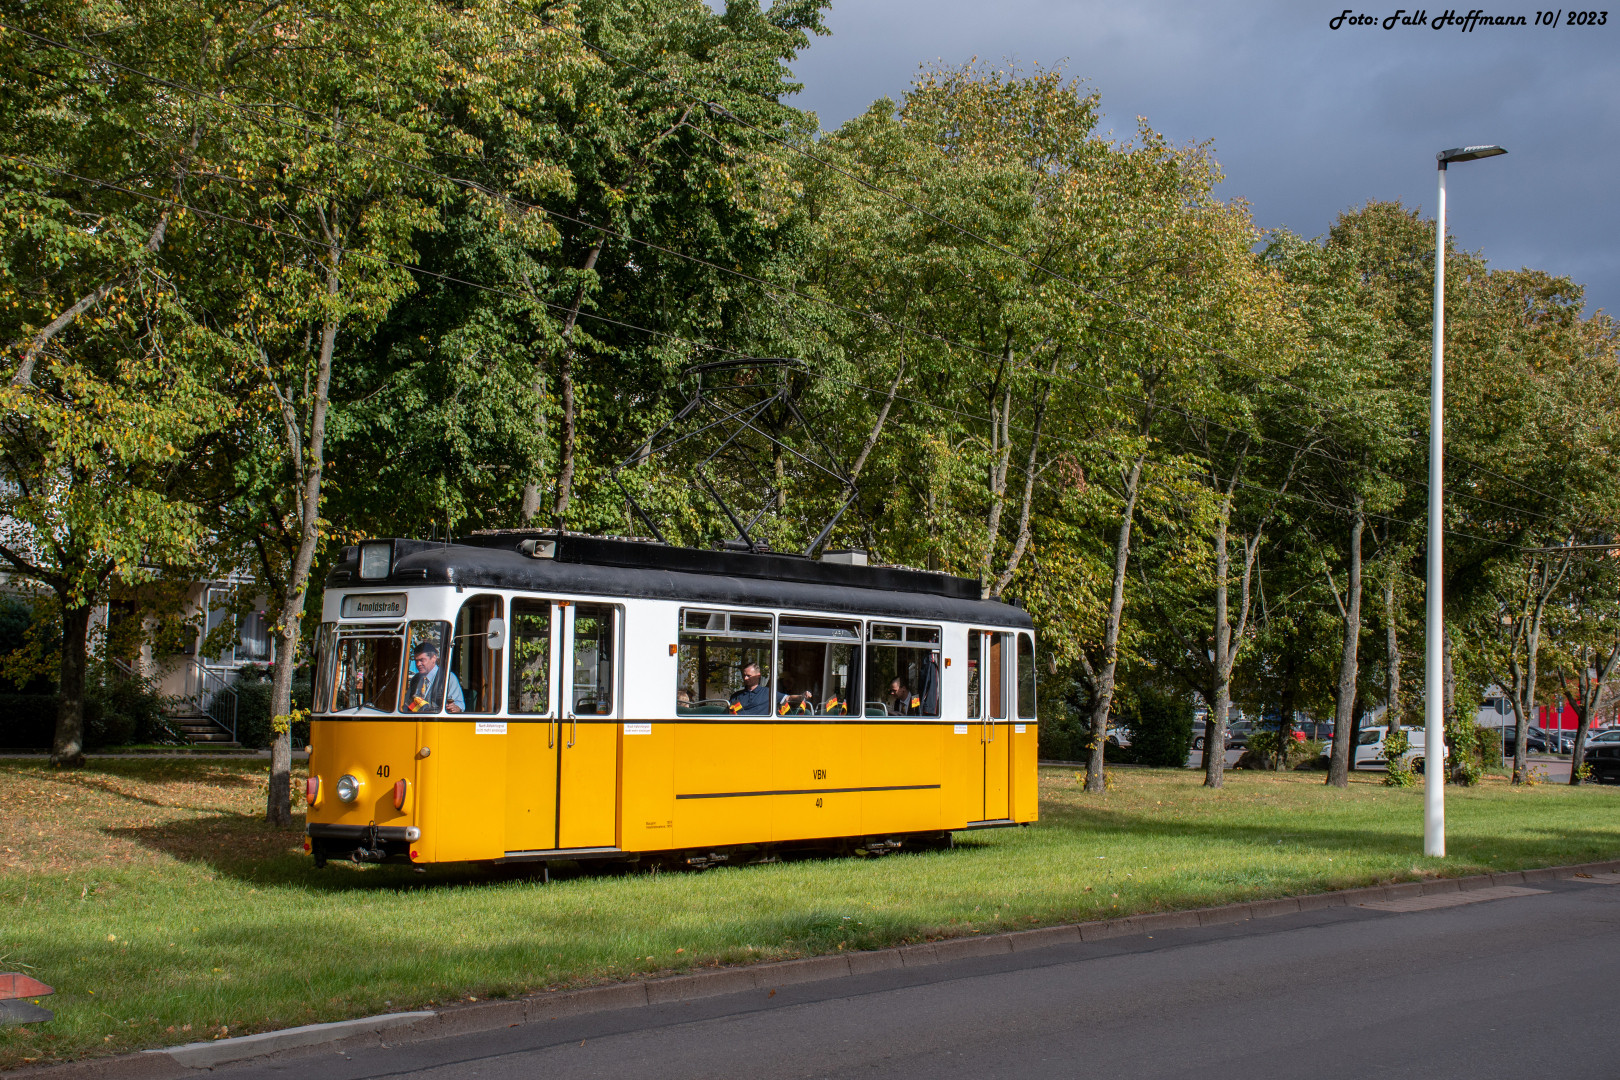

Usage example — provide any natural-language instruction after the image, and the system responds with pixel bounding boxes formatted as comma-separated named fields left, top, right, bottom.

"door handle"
left=548, top=716, right=556, bottom=749
left=567, top=715, right=577, bottom=748
left=986, top=718, right=996, bottom=743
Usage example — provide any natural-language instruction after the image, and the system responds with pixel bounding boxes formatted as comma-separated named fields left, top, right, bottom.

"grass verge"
left=2, top=759, right=1617, bottom=1068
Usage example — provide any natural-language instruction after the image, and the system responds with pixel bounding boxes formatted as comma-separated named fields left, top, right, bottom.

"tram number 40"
left=376, top=765, right=390, bottom=778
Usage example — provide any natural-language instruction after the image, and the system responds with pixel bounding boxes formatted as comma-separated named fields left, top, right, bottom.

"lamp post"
left=1426, top=144, right=1506, bottom=858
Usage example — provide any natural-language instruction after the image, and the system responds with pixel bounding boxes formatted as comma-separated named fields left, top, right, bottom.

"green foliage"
left=1446, top=718, right=1488, bottom=786
left=0, top=671, right=177, bottom=749
left=1115, top=685, right=1196, bottom=768
left=233, top=668, right=313, bottom=750
left=1382, top=729, right=1415, bottom=787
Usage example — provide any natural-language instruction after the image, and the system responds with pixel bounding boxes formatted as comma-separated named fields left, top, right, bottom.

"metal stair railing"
left=185, top=658, right=239, bottom=744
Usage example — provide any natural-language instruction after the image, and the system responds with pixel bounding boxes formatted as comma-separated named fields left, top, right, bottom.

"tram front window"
left=402, top=620, right=457, bottom=713
left=323, top=627, right=404, bottom=713
left=775, top=618, right=860, bottom=716
left=676, top=609, right=773, bottom=715
left=866, top=624, right=941, bottom=717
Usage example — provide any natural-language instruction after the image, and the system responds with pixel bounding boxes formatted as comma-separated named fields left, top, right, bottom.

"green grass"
left=2, top=759, right=1618, bottom=1068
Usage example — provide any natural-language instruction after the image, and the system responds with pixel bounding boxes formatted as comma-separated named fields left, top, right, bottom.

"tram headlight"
left=336, top=774, right=362, bottom=803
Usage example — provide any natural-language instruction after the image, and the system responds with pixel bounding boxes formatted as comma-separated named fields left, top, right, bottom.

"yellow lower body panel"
left=307, top=717, right=1037, bottom=864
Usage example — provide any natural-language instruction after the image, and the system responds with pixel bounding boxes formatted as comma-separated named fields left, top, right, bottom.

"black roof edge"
left=453, top=531, right=990, bottom=602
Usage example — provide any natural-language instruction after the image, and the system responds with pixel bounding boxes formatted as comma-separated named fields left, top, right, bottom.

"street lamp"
left=1426, top=144, right=1506, bottom=858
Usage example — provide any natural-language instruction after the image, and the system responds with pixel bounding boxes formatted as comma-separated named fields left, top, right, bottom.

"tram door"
left=504, top=601, right=619, bottom=852
left=557, top=603, right=620, bottom=849
left=968, top=630, right=1012, bottom=822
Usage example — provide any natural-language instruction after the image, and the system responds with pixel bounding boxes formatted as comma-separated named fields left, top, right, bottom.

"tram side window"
left=402, top=620, right=457, bottom=713
left=987, top=632, right=1006, bottom=720
left=508, top=599, right=551, bottom=715
left=865, top=623, right=941, bottom=717
left=325, top=625, right=404, bottom=714
left=447, top=594, right=503, bottom=714
left=571, top=604, right=616, bottom=715
left=1017, top=633, right=1037, bottom=719
left=775, top=618, right=860, bottom=716
left=676, top=609, right=773, bottom=715
left=966, top=630, right=982, bottom=720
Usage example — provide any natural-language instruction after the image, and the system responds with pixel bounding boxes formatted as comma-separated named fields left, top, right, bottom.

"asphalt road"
left=221, top=875, right=1620, bottom=1080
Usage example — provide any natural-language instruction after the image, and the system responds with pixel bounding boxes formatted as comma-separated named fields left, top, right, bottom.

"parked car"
left=1319, top=726, right=1447, bottom=771
left=1583, top=741, right=1620, bottom=783
left=1501, top=726, right=1552, bottom=755
left=1226, top=720, right=1255, bottom=750
left=1294, top=721, right=1333, bottom=743
left=1582, top=728, right=1620, bottom=748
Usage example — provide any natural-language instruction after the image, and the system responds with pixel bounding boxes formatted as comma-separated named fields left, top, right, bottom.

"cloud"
left=786, top=0, right=1619, bottom=313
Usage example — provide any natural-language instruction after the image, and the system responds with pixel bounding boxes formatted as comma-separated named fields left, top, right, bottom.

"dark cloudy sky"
left=779, top=1, right=1618, bottom=317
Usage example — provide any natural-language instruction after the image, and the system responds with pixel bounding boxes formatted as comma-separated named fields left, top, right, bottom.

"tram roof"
left=325, top=534, right=1034, bottom=629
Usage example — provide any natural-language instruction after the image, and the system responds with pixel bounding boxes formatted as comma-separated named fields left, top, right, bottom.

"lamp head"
left=1437, top=145, right=1507, bottom=169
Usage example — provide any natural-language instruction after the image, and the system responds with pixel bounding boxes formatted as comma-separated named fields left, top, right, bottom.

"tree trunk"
left=1384, top=573, right=1401, bottom=732
left=267, top=285, right=340, bottom=826
left=1327, top=499, right=1365, bottom=788
left=1564, top=675, right=1592, bottom=786
left=1083, top=453, right=1144, bottom=793
left=1565, top=643, right=1620, bottom=785
left=50, top=602, right=93, bottom=767
left=1513, top=617, right=1543, bottom=786
left=551, top=239, right=604, bottom=527
left=1204, top=512, right=1233, bottom=789
left=1508, top=654, right=1529, bottom=783
left=1275, top=657, right=1298, bottom=771
left=1443, top=623, right=1456, bottom=725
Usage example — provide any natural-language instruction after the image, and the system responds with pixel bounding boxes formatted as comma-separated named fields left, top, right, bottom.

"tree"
left=0, top=0, right=232, bottom=764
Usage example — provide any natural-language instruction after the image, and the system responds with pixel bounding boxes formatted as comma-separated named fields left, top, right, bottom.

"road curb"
left=17, top=856, right=1620, bottom=1078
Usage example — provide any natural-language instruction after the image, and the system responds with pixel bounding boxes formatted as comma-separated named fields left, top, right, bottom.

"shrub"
left=1382, top=729, right=1416, bottom=786
left=1116, top=685, right=1196, bottom=768
left=0, top=694, right=57, bottom=748
left=1294, top=738, right=1327, bottom=769
left=233, top=667, right=312, bottom=749
left=0, top=670, right=178, bottom=749
left=1446, top=717, right=1487, bottom=786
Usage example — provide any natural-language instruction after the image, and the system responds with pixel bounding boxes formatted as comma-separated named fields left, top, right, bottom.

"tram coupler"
left=351, top=825, right=389, bottom=863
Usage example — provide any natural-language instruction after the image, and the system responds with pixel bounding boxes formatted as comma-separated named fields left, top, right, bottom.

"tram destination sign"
left=341, top=592, right=408, bottom=619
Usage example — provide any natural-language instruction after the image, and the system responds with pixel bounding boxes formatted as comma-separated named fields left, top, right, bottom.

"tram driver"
left=404, top=639, right=464, bottom=713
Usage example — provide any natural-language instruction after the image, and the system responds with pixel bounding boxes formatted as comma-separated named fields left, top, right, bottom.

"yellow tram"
left=304, top=533, right=1037, bottom=867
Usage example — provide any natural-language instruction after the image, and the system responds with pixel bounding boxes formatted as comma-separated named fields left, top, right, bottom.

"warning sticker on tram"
left=624, top=723, right=652, bottom=735
left=340, top=592, right=407, bottom=619
left=475, top=722, right=507, bottom=735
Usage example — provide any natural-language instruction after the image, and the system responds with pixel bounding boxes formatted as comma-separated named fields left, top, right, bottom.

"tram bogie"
left=305, top=533, right=1037, bottom=868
